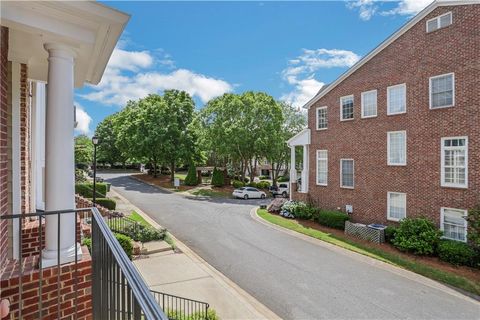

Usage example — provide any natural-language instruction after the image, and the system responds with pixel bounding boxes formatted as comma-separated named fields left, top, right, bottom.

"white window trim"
left=340, top=95, right=354, bottom=121
left=387, top=83, right=406, bottom=115
left=387, top=192, right=407, bottom=222
left=361, top=89, right=377, bottom=119
left=441, top=136, right=468, bottom=189
left=387, top=130, right=407, bottom=166
left=340, top=158, right=354, bottom=189
left=429, top=72, right=455, bottom=109
left=426, top=12, right=452, bottom=33
left=316, top=106, right=328, bottom=130
left=316, top=150, right=328, bottom=186
left=440, top=207, right=468, bottom=243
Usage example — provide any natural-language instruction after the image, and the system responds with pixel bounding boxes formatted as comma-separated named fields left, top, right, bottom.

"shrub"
left=119, top=222, right=166, bottom=242
left=256, top=181, right=271, bottom=189
left=82, top=237, right=92, bottom=252
left=437, top=240, right=479, bottom=267
left=166, top=309, right=219, bottom=320
left=313, top=210, right=350, bottom=230
left=211, top=167, right=224, bottom=187
left=467, top=204, right=480, bottom=251
left=281, top=201, right=317, bottom=220
left=259, top=175, right=270, bottom=180
left=184, top=164, right=198, bottom=186
left=75, top=169, right=87, bottom=183
left=114, top=233, right=133, bottom=259
left=232, top=180, right=245, bottom=188
left=89, top=197, right=116, bottom=210
left=392, top=217, right=442, bottom=255
left=385, top=226, right=398, bottom=244
left=277, top=176, right=289, bottom=182
left=248, top=182, right=258, bottom=188
left=75, top=182, right=108, bottom=198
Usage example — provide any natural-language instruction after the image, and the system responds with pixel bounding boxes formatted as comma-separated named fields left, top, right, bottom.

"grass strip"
left=129, top=210, right=152, bottom=228
left=257, top=209, right=480, bottom=296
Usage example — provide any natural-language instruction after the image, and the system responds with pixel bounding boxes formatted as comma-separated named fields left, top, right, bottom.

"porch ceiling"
left=1, top=1, right=130, bottom=87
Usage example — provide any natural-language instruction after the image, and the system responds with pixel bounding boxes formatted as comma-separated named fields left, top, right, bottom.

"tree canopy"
left=74, top=135, right=93, bottom=165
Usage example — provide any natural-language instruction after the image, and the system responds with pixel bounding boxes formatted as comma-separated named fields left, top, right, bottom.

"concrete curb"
left=251, top=207, right=480, bottom=305
left=110, top=187, right=281, bottom=320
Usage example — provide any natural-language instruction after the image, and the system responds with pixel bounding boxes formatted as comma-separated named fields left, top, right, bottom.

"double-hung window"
left=361, top=90, right=377, bottom=118
left=387, top=192, right=406, bottom=221
left=426, top=12, right=452, bottom=33
left=441, top=208, right=467, bottom=242
left=316, top=106, right=328, bottom=130
left=387, top=131, right=407, bottom=166
left=316, top=150, right=328, bottom=186
left=387, top=84, right=406, bottom=115
left=441, top=137, right=468, bottom=188
left=340, top=159, right=354, bottom=188
left=340, top=95, right=354, bottom=121
left=430, top=73, right=454, bottom=109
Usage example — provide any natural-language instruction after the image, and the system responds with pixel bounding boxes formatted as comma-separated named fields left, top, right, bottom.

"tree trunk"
left=271, top=162, right=277, bottom=187
left=153, top=161, right=157, bottom=178
left=170, top=160, right=175, bottom=182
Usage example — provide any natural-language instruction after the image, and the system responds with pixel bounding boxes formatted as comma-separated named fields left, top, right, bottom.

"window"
left=361, top=90, right=377, bottom=118
left=426, top=12, right=452, bottom=33
left=316, top=106, right=328, bottom=130
left=387, top=84, right=406, bottom=115
left=316, top=150, right=328, bottom=186
left=387, top=131, right=407, bottom=166
left=340, top=159, right=354, bottom=188
left=430, top=73, right=454, bottom=109
left=441, top=137, right=468, bottom=188
left=387, top=192, right=406, bottom=221
left=340, top=95, right=354, bottom=121
left=441, top=208, right=467, bottom=242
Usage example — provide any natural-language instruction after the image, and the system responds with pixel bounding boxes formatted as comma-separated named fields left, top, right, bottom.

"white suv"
left=270, top=183, right=289, bottom=198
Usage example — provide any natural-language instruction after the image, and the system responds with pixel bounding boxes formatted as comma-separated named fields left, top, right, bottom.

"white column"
left=302, top=144, right=309, bottom=193
left=42, top=43, right=81, bottom=267
left=289, top=146, right=296, bottom=200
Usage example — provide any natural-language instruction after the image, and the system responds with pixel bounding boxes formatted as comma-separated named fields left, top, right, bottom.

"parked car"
left=232, top=187, right=266, bottom=199
left=270, top=183, right=289, bottom=198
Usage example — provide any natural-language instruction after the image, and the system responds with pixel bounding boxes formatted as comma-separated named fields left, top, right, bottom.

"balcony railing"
left=150, top=290, right=210, bottom=320
left=0, top=207, right=167, bottom=319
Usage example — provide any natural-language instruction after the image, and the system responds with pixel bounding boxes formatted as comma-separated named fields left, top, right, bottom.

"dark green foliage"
left=75, top=169, right=87, bottom=183
left=211, top=167, right=224, bottom=187
left=437, top=240, right=479, bottom=267
left=259, top=175, right=270, bottom=180
left=313, top=210, right=350, bottom=230
left=82, top=237, right=92, bottom=252
left=248, top=182, right=258, bottom=188
left=75, top=182, right=108, bottom=198
left=281, top=201, right=317, bottom=220
left=93, top=198, right=116, bottom=210
left=256, top=181, right=271, bottom=189
left=467, top=204, right=480, bottom=251
left=392, top=218, right=442, bottom=255
left=120, top=223, right=166, bottom=242
left=277, top=176, right=289, bottom=182
left=385, top=226, right=398, bottom=244
left=184, top=164, right=198, bottom=186
left=114, top=233, right=133, bottom=259
left=232, top=180, right=245, bottom=188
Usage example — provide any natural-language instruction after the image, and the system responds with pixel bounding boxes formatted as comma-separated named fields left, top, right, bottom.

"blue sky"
left=74, top=0, right=432, bottom=136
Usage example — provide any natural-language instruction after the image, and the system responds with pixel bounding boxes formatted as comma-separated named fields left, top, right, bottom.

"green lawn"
left=257, top=209, right=480, bottom=296
left=189, top=189, right=232, bottom=198
left=128, top=210, right=151, bottom=227
left=174, top=172, right=188, bottom=180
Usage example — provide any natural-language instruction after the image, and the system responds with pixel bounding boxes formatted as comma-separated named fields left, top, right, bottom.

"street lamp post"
left=92, top=136, right=99, bottom=206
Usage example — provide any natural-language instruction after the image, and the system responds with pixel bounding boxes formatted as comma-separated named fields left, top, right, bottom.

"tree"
left=211, top=167, right=224, bottom=187
left=95, top=113, right=127, bottom=167
left=184, top=163, right=198, bottom=186
left=74, top=135, right=93, bottom=165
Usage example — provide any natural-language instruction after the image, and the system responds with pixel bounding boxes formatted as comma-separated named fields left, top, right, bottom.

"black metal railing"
left=150, top=290, right=210, bottom=320
left=0, top=207, right=167, bottom=320
left=107, top=213, right=143, bottom=237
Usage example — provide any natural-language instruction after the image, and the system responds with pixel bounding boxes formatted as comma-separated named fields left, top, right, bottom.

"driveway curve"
left=102, top=172, right=480, bottom=320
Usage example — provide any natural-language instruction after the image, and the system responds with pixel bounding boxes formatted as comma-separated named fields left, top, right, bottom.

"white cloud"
left=75, top=105, right=92, bottom=135
left=80, top=47, right=233, bottom=106
left=347, top=0, right=432, bottom=21
left=280, top=48, right=360, bottom=108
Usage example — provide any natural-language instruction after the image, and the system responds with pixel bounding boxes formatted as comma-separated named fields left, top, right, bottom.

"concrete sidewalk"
left=109, top=188, right=279, bottom=320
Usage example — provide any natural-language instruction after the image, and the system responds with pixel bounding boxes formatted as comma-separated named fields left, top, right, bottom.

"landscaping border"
left=252, top=207, right=480, bottom=302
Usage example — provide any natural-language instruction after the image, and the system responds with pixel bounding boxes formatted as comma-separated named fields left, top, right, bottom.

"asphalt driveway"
left=102, top=172, right=480, bottom=320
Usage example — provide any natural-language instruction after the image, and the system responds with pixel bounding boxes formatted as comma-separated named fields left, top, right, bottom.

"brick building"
left=289, top=0, right=480, bottom=243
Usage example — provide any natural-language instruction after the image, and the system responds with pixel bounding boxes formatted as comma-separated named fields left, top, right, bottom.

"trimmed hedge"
left=88, top=197, right=116, bottom=210
left=392, top=217, right=442, bottom=255
left=313, top=210, right=350, bottom=230
left=211, top=167, right=224, bottom=187
left=75, top=182, right=109, bottom=198
left=437, top=240, right=479, bottom=267
left=277, top=176, right=289, bottom=182
left=114, top=233, right=133, bottom=259
left=256, top=181, right=271, bottom=189
left=184, top=164, right=198, bottom=186
left=232, top=180, right=245, bottom=188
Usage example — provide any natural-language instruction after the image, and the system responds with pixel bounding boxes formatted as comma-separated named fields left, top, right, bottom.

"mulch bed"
left=275, top=213, right=480, bottom=283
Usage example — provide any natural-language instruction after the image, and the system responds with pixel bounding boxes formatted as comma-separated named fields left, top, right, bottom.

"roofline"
left=303, top=0, right=480, bottom=109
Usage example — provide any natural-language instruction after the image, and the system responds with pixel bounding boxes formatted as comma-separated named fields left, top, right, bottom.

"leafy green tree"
left=211, top=167, right=225, bottom=187
left=74, top=135, right=93, bottom=165
left=95, top=113, right=127, bottom=167
left=184, top=163, right=198, bottom=186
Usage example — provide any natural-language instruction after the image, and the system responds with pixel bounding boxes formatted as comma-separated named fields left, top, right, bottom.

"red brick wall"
left=303, top=5, right=480, bottom=225
left=1, top=26, right=9, bottom=266
left=0, top=247, right=92, bottom=320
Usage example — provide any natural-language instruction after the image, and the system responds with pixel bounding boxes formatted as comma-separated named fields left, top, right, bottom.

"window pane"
left=439, top=13, right=452, bottom=28
left=442, top=138, right=467, bottom=186
left=388, top=132, right=406, bottom=165
left=388, top=85, right=406, bottom=114
left=341, top=96, right=354, bottom=120
left=362, top=91, right=377, bottom=117
left=341, top=160, right=354, bottom=187
left=389, top=193, right=406, bottom=220
left=427, top=19, right=438, bottom=32
left=443, top=209, right=466, bottom=242
left=431, top=74, right=453, bottom=108
left=317, top=151, right=328, bottom=185
left=317, top=108, right=328, bottom=129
